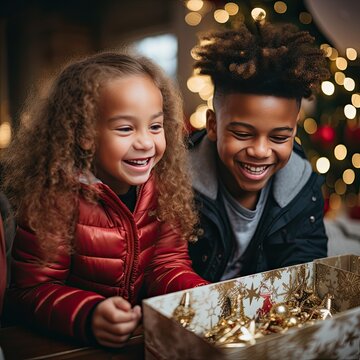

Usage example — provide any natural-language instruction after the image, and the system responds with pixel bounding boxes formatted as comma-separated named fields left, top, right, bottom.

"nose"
left=246, top=137, right=272, bottom=159
left=133, top=130, right=154, bottom=151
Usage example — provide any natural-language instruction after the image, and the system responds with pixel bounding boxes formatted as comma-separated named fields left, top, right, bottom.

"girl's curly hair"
left=1, top=51, right=198, bottom=257
left=192, top=22, right=330, bottom=99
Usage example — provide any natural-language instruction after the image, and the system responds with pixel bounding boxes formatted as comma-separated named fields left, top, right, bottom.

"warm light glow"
left=321, top=81, right=335, bottom=96
left=189, top=105, right=208, bottom=129
left=224, top=2, right=239, bottom=16
left=303, top=117, right=317, bottom=134
left=187, top=75, right=205, bottom=93
left=274, top=1, right=287, bottom=14
left=344, top=104, right=356, bottom=119
left=329, top=193, right=341, bottom=210
left=351, top=93, right=360, bottom=108
left=334, top=144, right=347, bottom=160
left=185, top=12, right=202, bottom=26
left=343, top=169, right=355, bottom=185
left=295, top=136, right=301, bottom=145
left=346, top=193, right=358, bottom=207
left=316, top=157, right=330, bottom=174
left=352, top=153, right=360, bottom=168
left=335, top=57, right=347, bottom=70
left=334, top=72, right=345, bottom=85
left=199, top=83, right=214, bottom=100
left=343, top=77, right=355, bottom=91
left=334, top=179, right=346, bottom=195
left=321, top=44, right=332, bottom=57
left=329, top=48, right=339, bottom=61
left=251, top=8, right=266, bottom=21
left=0, top=121, right=11, bottom=148
left=346, top=47, right=357, bottom=61
left=299, top=12, right=312, bottom=24
left=207, top=96, right=213, bottom=110
left=214, top=9, right=229, bottom=23
left=186, top=0, right=203, bottom=12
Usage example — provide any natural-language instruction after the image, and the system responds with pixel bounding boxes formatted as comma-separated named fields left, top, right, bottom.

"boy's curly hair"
left=192, top=21, right=330, bottom=99
left=1, top=52, right=198, bottom=257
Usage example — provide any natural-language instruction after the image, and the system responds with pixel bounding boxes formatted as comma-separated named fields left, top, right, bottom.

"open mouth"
left=124, top=158, right=152, bottom=166
left=240, top=163, right=270, bottom=175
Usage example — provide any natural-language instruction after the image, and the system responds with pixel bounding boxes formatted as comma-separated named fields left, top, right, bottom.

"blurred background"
left=0, top=0, right=359, bottom=252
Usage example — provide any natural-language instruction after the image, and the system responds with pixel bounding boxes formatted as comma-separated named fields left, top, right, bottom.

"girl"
left=1, top=52, right=208, bottom=347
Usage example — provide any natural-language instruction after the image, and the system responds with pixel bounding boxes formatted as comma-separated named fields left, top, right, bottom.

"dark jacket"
left=188, top=130, right=328, bottom=282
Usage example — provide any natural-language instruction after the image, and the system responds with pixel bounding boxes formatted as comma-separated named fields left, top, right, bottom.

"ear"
left=206, top=109, right=217, bottom=142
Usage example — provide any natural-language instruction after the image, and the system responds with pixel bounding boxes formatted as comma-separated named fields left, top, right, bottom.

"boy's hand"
left=91, top=296, right=142, bottom=348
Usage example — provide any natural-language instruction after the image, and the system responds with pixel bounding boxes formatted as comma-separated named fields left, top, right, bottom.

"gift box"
left=143, top=254, right=360, bottom=360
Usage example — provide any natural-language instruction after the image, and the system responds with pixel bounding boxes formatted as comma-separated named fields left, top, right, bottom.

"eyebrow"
left=228, top=121, right=294, bottom=132
left=108, top=111, right=164, bottom=122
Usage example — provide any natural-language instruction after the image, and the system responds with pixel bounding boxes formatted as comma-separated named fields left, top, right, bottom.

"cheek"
left=156, top=135, right=166, bottom=157
left=276, top=142, right=294, bottom=163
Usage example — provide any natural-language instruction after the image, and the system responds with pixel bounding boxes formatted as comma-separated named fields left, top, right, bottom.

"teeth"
left=127, top=159, right=148, bottom=165
left=242, top=164, right=267, bottom=174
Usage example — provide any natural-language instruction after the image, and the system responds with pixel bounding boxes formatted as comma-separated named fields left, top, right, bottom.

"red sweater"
left=7, top=175, right=208, bottom=341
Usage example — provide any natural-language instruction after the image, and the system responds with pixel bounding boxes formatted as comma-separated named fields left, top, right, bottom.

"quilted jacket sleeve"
left=144, top=222, right=210, bottom=297
left=6, top=224, right=104, bottom=342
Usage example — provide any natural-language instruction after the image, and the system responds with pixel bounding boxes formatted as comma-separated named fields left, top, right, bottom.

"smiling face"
left=207, top=93, right=300, bottom=209
left=94, top=75, right=166, bottom=195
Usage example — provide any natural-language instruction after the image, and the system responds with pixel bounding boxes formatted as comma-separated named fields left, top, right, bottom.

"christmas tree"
left=183, top=0, right=360, bottom=219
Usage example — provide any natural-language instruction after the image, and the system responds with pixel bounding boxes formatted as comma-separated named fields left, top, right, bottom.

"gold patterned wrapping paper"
left=143, top=255, right=360, bottom=360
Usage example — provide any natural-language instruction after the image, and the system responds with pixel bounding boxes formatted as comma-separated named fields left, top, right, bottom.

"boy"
left=188, top=21, right=329, bottom=282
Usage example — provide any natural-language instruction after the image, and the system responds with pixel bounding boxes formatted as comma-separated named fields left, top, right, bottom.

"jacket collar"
left=190, top=136, right=312, bottom=208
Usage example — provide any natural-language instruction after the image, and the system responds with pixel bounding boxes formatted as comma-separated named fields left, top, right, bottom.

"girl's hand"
left=91, top=296, right=142, bottom=348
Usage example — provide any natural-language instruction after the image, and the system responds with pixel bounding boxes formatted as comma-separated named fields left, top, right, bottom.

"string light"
left=343, top=169, right=355, bottom=185
left=299, top=12, right=312, bottom=24
left=334, top=144, right=347, bottom=160
left=321, top=81, right=335, bottom=96
left=316, top=157, right=330, bottom=174
left=0, top=121, right=11, bottom=148
left=189, top=104, right=208, bottom=129
left=329, top=48, right=339, bottom=61
left=334, top=72, right=345, bottom=85
left=351, top=94, right=360, bottom=108
left=303, top=117, right=317, bottom=134
left=186, top=0, right=203, bottom=12
left=214, top=9, right=229, bottom=23
left=185, top=12, right=202, bottom=26
left=335, top=57, right=347, bottom=71
left=274, top=1, right=287, bottom=14
left=346, top=48, right=357, bottom=61
left=343, top=77, right=355, bottom=91
left=224, top=2, right=239, bottom=16
left=251, top=8, right=266, bottom=21
left=344, top=104, right=356, bottom=119
left=352, top=153, right=360, bottom=168
left=187, top=75, right=205, bottom=93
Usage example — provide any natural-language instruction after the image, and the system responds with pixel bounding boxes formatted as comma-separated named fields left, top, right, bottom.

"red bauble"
left=311, top=125, right=336, bottom=147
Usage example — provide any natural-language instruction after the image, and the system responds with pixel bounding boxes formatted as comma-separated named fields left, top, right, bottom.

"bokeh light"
left=274, top=1, right=287, bottom=14
left=224, top=2, right=239, bottom=16
left=316, top=157, right=330, bottom=174
left=334, top=144, right=347, bottom=160
left=343, top=169, right=355, bottom=185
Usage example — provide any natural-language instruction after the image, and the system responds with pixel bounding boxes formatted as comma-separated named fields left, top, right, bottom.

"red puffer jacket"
left=7, top=175, right=208, bottom=342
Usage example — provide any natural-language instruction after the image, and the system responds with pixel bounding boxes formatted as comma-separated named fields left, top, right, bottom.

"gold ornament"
left=172, top=292, right=195, bottom=328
